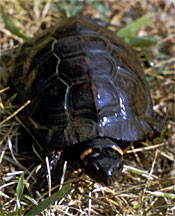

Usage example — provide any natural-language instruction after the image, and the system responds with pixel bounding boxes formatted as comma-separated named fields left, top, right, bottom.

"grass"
left=0, top=0, right=175, bottom=215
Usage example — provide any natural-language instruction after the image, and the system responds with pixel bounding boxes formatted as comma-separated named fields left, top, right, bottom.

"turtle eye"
left=90, top=152, right=100, bottom=158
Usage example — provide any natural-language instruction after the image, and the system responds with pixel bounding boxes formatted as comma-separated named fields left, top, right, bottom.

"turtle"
left=8, top=16, right=162, bottom=185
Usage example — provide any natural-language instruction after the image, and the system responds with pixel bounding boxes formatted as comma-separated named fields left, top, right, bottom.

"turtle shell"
left=10, top=17, right=156, bottom=151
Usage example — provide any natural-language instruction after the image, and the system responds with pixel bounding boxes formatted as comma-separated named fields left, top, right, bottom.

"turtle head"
left=80, top=138, right=123, bottom=185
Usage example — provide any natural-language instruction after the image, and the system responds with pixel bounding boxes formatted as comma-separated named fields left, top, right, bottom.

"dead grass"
left=0, top=0, right=175, bottom=215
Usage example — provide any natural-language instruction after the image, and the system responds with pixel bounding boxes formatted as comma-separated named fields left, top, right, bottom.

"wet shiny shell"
left=10, top=17, right=155, bottom=150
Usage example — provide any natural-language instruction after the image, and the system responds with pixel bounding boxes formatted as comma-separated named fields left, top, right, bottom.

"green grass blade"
left=0, top=5, right=31, bottom=40
left=16, top=172, right=24, bottom=201
left=0, top=203, right=4, bottom=216
left=25, top=184, right=71, bottom=216
left=147, top=191, right=175, bottom=199
left=124, top=36, right=158, bottom=47
left=117, top=14, right=153, bottom=38
left=16, top=172, right=24, bottom=214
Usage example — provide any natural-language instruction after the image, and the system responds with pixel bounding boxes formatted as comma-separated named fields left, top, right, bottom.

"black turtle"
left=8, top=17, right=162, bottom=184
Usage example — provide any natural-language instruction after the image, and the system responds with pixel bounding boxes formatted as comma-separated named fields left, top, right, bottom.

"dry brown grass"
left=0, top=0, right=175, bottom=215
